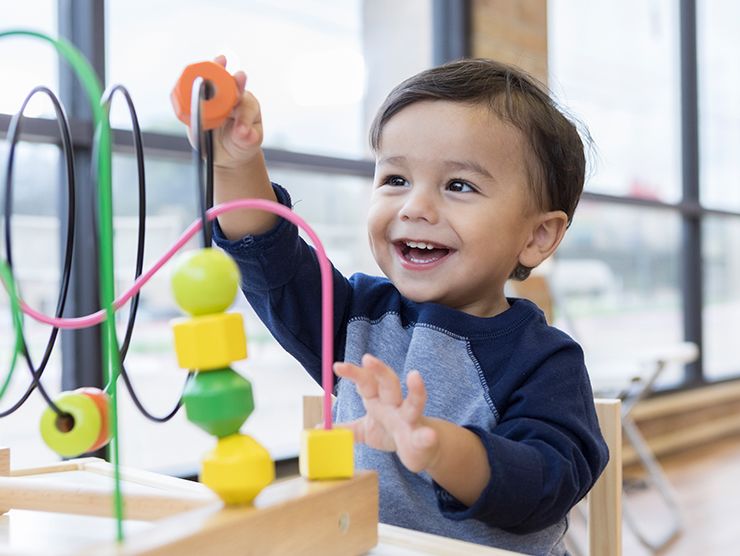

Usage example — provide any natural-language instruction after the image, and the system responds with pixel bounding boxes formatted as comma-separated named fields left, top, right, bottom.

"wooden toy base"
left=0, top=448, right=378, bottom=555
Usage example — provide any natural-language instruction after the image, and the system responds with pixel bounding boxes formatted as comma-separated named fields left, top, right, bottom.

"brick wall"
left=471, top=0, right=548, bottom=84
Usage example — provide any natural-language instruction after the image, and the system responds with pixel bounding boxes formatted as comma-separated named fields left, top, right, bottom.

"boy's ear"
left=518, top=210, right=569, bottom=269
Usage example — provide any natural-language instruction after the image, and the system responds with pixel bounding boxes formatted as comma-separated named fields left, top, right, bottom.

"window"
left=697, top=1, right=740, bottom=381
left=0, top=3, right=58, bottom=117
left=0, top=143, right=63, bottom=465
left=702, top=217, right=740, bottom=381
left=106, top=0, right=432, bottom=159
left=549, top=0, right=681, bottom=202
left=549, top=0, right=740, bottom=388
left=1, top=1, right=434, bottom=470
left=555, top=202, right=683, bottom=389
left=698, top=1, right=740, bottom=211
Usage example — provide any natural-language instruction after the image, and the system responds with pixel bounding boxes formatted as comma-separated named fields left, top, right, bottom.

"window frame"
left=2, top=0, right=738, bottom=447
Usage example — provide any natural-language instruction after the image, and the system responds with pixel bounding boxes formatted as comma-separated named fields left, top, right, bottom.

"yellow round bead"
left=171, top=248, right=240, bottom=316
left=200, top=433, right=275, bottom=504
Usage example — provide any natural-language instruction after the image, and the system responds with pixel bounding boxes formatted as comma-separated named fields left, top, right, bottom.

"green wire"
left=0, top=260, right=24, bottom=400
left=0, top=29, right=124, bottom=541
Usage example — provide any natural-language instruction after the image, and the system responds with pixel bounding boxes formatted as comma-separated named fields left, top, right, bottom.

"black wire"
left=190, top=77, right=211, bottom=248
left=1, top=86, right=76, bottom=418
left=100, top=84, right=145, bottom=361
left=205, top=130, right=214, bottom=246
left=99, top=84, right=186, bottom=423
left=119, top=363, right=192, bottom=422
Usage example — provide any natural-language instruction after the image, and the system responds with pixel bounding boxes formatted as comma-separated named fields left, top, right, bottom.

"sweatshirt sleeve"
left=433, top=343, right=609, bottom=534
left=211, top=183, right=353, bottom=384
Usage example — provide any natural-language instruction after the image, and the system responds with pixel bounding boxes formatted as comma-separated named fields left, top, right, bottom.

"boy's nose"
left=399, top=188, right=438, bottom=223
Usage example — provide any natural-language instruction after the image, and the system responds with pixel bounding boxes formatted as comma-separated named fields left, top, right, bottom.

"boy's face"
left=368, top=100, right=541, bottom=318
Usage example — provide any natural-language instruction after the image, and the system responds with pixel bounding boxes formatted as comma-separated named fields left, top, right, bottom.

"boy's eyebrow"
left=443, top=160, right=493, bottom=179
left=377, top=156, right=493, bottom=180
left=377, top=155, right=407, bottom=167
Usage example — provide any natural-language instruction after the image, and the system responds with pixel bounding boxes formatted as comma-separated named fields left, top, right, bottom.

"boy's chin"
left=395, top=286, right=444, bottom=306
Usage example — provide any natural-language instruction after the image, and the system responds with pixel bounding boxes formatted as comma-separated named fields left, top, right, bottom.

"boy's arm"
left=335, top=349, right=609, bottom=534
left=174, top=55, right=277, bottom=238
left=213, top=182, right=354, bottom=383
left=421, top=418, right=490, bottom=506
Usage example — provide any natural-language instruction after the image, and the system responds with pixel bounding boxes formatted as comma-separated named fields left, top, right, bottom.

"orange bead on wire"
left=170, top=61, right=238, bottom=130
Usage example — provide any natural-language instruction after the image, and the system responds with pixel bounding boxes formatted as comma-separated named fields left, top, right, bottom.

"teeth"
left=405, top=241, right=435, bottom=250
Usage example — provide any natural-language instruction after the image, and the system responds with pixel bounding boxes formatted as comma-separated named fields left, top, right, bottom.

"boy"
left=183, top=56, right=608, bottom=555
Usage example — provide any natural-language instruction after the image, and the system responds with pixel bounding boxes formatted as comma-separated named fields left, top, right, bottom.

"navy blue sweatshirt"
left=214, top=184, right=608, bottom=555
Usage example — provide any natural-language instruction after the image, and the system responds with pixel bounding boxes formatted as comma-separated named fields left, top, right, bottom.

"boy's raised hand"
left=334, top=354, right=440, bottom=473
left=175, top=55, right=264, bottom=169
left=209, top=55, right=264, bottom=169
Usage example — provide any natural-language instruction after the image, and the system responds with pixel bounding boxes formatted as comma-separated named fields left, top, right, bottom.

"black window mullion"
left=58, top=0, right=106, bottom=405
left=679, top=0, right=704, bottom=385
left=432, top=0, right=471, bottom=64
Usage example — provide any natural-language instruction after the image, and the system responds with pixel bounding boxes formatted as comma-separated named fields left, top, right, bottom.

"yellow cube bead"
left=171, top=312, right=247, bottom=371
left=200, top=433, right=275, bottom=505
left=299, top=428, right=354, bottom=480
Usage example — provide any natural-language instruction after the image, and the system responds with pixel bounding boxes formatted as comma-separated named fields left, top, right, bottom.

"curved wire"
left=17, top=199, right=337, bottom=429
left=1, top=86, right=76, bottom=418
left=119, top=363, right=191, bottom=422
left=190, top=77, right=212, bottom=247
left=99, top=84, right=186, bottom=423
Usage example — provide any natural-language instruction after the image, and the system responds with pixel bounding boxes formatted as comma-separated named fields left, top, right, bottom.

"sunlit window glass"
left=106, top=0, right=432, bottom=159
left=697, top=0, right=740, bottom=212
left=0, top=143, right=62, bottom=468
left=702, top=217, right=740, bottom=381
left=548, top=0, right=681, bottom=202
left=553, top=201, right=683, bottom=390
left=0, top=2, right=58, bottom=117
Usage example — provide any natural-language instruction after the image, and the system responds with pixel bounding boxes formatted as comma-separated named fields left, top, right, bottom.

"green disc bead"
left=171, top=248, right=241, bottom=316
left=39, top=392, right=102, bottom=458
left=183, top=368, right=254, bottom=438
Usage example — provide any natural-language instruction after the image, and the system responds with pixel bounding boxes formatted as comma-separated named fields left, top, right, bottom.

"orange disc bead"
left=75, top=387, right=111, bottom=451
left=171, top=61, right=239, bottom=130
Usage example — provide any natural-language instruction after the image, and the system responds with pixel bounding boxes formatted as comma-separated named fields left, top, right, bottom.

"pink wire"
left=18, top=199, right=335, bottom=430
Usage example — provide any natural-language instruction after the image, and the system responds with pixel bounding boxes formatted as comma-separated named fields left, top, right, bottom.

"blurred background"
left=1, top=2, right=739, bottom=553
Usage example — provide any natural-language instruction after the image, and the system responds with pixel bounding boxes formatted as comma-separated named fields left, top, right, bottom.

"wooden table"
left=0, top=511, right=516, bottom=555
left=0, top=451, right=517, bottom=555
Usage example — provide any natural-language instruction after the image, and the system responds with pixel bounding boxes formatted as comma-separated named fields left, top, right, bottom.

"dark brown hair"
left=369, top=58, right=587, bottom=281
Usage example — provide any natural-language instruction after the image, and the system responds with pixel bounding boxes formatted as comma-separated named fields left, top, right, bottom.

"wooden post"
left=0, top=447, right=9, bottom=515
left=589, top=399, right=623, bottom=556
left=303, top=395, right=324, bottom=430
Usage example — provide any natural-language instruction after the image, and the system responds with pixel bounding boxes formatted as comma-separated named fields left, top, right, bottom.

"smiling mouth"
left=395, top=240, right=452, bottom=265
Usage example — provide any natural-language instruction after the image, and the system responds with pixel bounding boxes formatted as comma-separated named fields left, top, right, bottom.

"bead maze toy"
left=0, top=29, right=377, bottom=554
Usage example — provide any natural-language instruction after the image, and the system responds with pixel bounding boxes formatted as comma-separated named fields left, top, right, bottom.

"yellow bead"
left=299, top=428, right=354, bottom=480
left=171, top=312, right=247, bottom=371
left=200, top=433, right=275, bottom=505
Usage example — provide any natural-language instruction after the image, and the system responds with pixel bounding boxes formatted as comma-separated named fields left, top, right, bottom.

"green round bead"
left=39, top=392, right=102, bottom=457
left=171, top=248, right=241, bottom=316
left=183, top=368, right=254, bottom=438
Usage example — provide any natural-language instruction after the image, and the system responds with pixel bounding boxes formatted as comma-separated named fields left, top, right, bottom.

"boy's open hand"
left=334, top=354, right=440, bottom=473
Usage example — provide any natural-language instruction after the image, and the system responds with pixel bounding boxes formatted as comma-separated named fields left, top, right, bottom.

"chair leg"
left=621, top=415, right=683, bottom=553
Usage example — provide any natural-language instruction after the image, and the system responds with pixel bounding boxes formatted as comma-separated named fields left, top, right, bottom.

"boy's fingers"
left=229, top=91, right=261, bottom=127
left=334, top=361, right=379, bottom=400
left=233, top=70, right=247, bottom=93
left=362, top=354, right=402, bottom=406
left=401, top=370, right=427, bottom=422
left=213, top=54, right=227, bottom=67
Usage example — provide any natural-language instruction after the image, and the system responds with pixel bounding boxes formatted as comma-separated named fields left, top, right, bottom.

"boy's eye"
left=447, top=180, right=475, bottom=193
left=383, top=175, right=409, bottom=187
